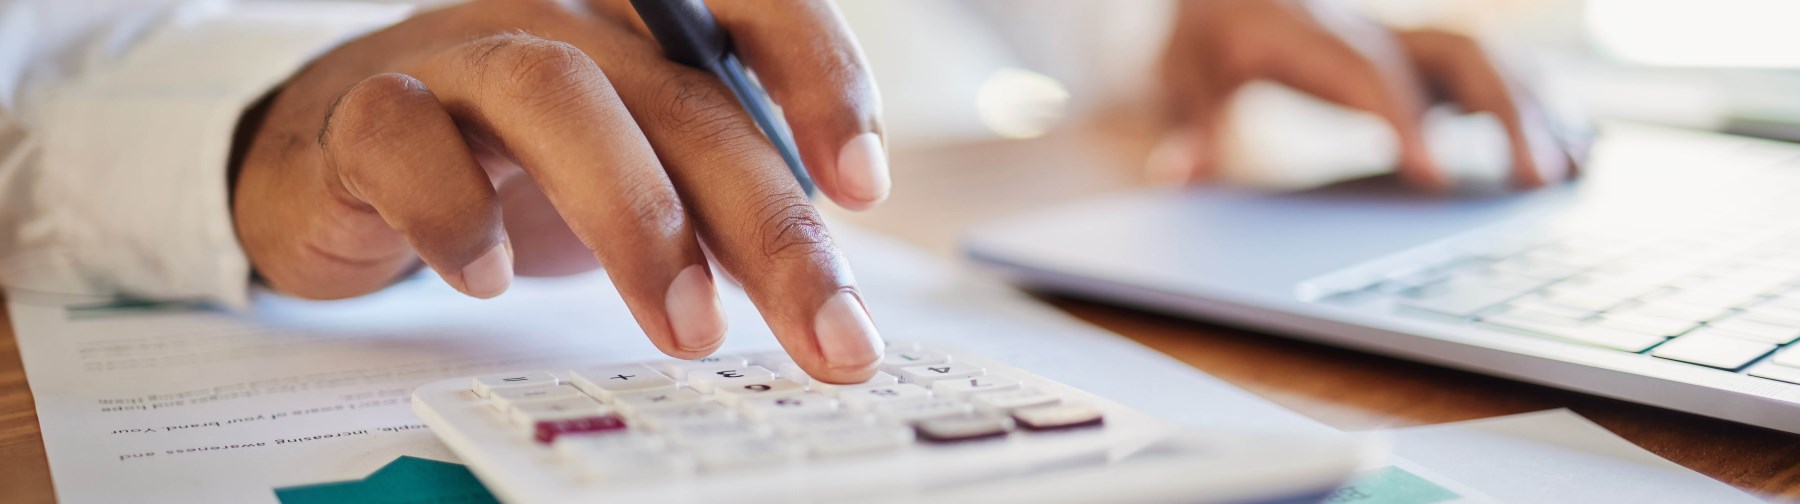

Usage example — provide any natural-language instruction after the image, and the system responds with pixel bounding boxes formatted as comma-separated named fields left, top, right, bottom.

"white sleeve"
left=0, top=0, right=412, bottom=308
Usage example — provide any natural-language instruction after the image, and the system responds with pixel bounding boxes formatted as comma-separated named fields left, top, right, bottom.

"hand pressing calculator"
left=412, top=343, right=1366, bottom=503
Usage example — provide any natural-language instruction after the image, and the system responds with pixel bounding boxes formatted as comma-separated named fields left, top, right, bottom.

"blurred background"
left=828, top=0, right=1800, bottom=255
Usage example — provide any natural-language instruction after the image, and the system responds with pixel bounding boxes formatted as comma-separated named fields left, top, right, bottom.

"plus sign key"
left=572, top=364, right=678, bottom=402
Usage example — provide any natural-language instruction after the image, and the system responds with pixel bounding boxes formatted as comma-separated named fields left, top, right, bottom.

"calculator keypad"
left=468, top=348, right=1106, bottom=479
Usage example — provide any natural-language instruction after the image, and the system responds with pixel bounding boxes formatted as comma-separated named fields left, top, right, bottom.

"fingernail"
left=813, top=290, right=883, bottom=370
left=836, top=132, right=891, bottom=204
left=461, top=242, right=513, bottom=298
left=1145, top=130, right=1197, bottom=186
left=665, top=264, right=727, bottom=352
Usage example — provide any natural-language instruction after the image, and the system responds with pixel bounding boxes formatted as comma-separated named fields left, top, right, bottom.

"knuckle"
left=617, top=171, right=686, bottom=238
left=466, top=34, right=609, bottom=106
left=327, top=74, right=429, bottom=142
left=651, top=73, right=759, bottom=148
left=746, top=188, right=835, bottom=262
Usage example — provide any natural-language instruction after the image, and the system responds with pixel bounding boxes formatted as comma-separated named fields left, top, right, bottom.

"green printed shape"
left=1325, top=465, right=1460, bottom=504
left=274, top=456, right=498, bottom=504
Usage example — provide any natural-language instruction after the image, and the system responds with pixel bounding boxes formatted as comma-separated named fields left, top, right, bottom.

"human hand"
left=231, top=0, right=888, bottom=382
left=1158, top=0, right=1579, bottom=189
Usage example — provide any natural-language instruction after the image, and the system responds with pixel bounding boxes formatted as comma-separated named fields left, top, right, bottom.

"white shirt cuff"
left=34, top=1, right=413, bottom=308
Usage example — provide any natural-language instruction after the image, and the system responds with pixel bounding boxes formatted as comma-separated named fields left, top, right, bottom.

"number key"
left=896, top=363, right=984, bottom=385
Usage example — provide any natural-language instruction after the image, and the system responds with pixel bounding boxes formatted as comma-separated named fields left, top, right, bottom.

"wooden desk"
left=4, top=126, right=1800, bottom=502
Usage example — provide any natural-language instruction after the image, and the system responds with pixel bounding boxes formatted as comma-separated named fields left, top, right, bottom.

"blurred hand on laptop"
left=1156, top=0, right=1581, bottom=190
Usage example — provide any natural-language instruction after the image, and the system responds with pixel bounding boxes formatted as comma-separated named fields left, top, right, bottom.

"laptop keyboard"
left=1312, top=214, right=1800, bottom=383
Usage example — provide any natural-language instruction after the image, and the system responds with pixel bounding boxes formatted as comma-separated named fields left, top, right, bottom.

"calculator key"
left=1011, top=403, right=1105, bottom=431
left=803, top=425, right=915, bottom=457
left=837, top=384, right=932, bottom=410
left=489, top=384, right=586, bottom=413
left=874, top=398, right=973, bottom=424
left=509, top=396, right=608, bottom=427
left=884, top=341, right=925, bottom=351
left=970, top=388, right=1061, bottom=414
left=879, top=349, right=949, bottom=375
left=1651, top=332, right=1777, bottom=370
left=557, top=434, right=688, bottom=482
left=712, top=379, right=807, bottom=405
left=554, top=430, right=664, bottom=454
left=739, top=395, right=839, bottom=420
left=663, top=421, right=775, bottom=447
left=471, top=371, right=557, bottom=398
left=659, top=355, right=749, bottom=380
left=533, top=415, right=627, bottom=444
left=915, top=415, right=1014, bottom=443
left=768, top=412, right=877, bottom=437
left=570, top=365, right=677, bottom=402
left=930, top=375, right=1022, bottom=400
left=806, top=371, right=899, bottom=395
left=612, top=388, right=705, bottom=413
left=686, top=366, right=777, bottom=393
left=776, top=361, right=811, bottom=384
left=635, top=404, right=738, bottom=430
left=690, top=438, right=803, bottom=472
left=897, top=363, right=985, bottom=385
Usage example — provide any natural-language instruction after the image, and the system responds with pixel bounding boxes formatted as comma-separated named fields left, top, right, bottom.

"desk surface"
left=5, top=126, right=1800, bottom=502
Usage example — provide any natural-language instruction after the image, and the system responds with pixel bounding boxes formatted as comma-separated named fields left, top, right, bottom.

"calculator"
left=412, top=343, right=1366, bottom=503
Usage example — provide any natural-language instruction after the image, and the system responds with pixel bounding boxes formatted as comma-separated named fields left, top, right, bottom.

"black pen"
left=627, top=0, right=815, bottom=196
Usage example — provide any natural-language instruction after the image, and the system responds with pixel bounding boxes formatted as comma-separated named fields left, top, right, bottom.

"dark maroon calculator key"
left=534, top=415, right=627, bottom=444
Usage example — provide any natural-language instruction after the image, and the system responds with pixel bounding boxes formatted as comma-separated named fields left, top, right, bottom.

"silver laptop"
left=965, top=124, right=1800, bottom=433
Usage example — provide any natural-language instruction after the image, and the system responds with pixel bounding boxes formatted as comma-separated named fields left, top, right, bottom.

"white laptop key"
left=879, top=349, right=950, bottom=375
left=510, top=396, right=610, bottom=427
left=1012, top=403, right=1105, bottom=431
left=1629, top=300, right=1735, bottom=324
left=690, top=438, right=803, bottom=472
left=686, top=366, right=777, bottom=394
left=489, top=384, right=587, bottom=413
left=659, top=355, right=749, bottom=380
left=805, top=371, right=898, bottom=395
left=1651, top=332, right=1777, bottom=370
left=738, top=395, right=838, bottom=420
left=711, top=379, right=807, bottom=405
left=837, top=384, right=932, bottom=410
left=1704, top=318, right=1800, bottom=345
left=612, top=388, right=705, bottom=413
left=969, top=388, right=1060, bottom=414
left=472, top=371, right=558, bottom=398
left=930, top=375, right=1022, bottom=400
left=1773, top=347, right=1800, bottom=369
left=1596, top=312, right=1700, bottom=337
left=1748, top=362, right=1800, bottom=385
left=1481, top=315, right=1665, bottom=352
left=803, top=425, right=915, bottom=457
left=915, top=415, right=1014, bottom=443
left=874, top=398, right=973, bottom=424
left=896, top=363, right=985, bottom=385
left=571, top=365, right=677, bottom=402
left=1397, top=276, right=1537, bottom=317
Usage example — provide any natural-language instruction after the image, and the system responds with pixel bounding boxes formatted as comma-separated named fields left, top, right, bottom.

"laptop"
left=965, top=124, right=1800, bottom=434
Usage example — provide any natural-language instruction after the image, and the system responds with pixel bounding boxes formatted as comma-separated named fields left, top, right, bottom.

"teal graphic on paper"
left=273, top=456, right=498, bottom=504
left=1325, top=465, right=1460, bottom=504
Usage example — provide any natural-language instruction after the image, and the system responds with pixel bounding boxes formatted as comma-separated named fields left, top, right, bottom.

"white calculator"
left=412, top=343, right=1366, bottom=503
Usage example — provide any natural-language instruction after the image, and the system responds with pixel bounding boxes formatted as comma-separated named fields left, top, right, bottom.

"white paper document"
left=1373, top=409, right=1761, bottom=504
left=9, top=227, right=1325, bottom=503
